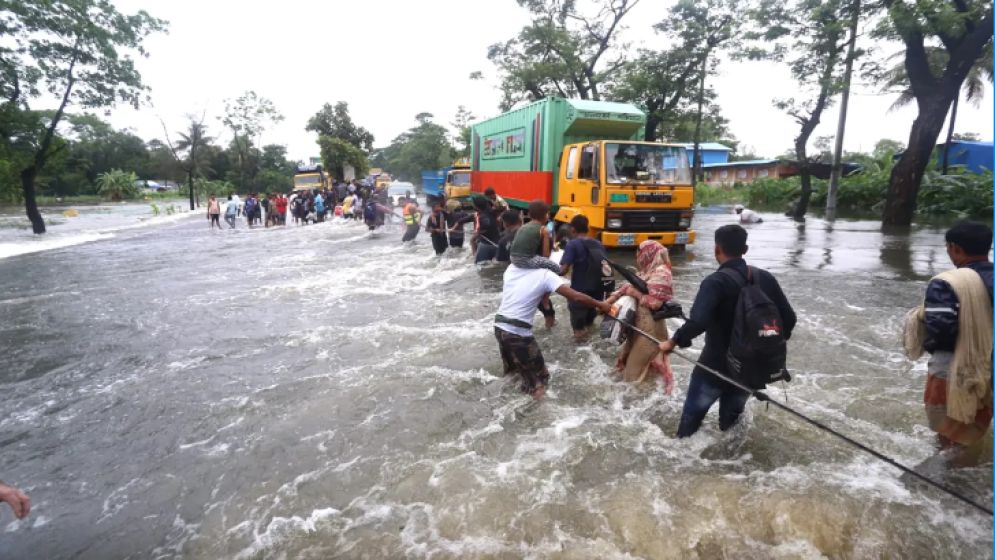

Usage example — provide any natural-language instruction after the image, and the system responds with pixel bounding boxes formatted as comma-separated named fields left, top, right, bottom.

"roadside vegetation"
left=696, top=150, right=993, bottom=219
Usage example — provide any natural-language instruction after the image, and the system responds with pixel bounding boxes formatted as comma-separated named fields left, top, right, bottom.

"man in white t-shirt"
left=494, top=264, right=615, bottom=399
left=734, top=204, right=763, bottom=224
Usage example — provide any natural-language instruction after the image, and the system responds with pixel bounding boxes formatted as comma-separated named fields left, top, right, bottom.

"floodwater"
left=0, top=204, right=990, bottom=559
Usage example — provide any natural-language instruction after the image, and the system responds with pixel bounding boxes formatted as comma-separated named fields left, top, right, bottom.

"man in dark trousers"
left=658, top=224, right=796, bottom=437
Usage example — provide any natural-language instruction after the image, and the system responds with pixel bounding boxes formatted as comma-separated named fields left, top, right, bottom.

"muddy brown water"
left=0, top=206, right=990, bottom=559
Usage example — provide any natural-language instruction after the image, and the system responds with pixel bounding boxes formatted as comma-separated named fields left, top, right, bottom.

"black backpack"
left=581, top=239, right=615, bottom=299
left=721, top=267, right=789, bottom=390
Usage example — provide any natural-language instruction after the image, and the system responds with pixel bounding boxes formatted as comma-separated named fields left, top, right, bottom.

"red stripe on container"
left=472, top=171, right=554, bottom=205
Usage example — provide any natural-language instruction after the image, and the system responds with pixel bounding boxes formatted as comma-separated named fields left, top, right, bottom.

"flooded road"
left=0, top=206, right=990, bottom=559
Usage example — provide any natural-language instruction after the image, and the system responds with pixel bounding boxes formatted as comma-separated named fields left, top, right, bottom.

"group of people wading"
left=205, top=182, right=993, bottom=454
left=203, top=180, right=418, bottom=234
left=494, top=207, right=993, bottom=455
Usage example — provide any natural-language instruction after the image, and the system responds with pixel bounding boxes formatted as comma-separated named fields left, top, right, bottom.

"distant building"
left=934, top=140, right=992, bottom=173
left=679, top=142, right=733, bottom=166
left=702, top=160, right=862, bottom=185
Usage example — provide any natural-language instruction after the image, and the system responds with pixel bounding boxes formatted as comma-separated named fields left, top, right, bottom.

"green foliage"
left=487, top=0, right=639, bottom=109
left=95, top=169, right=139, bottom=201
left=193, top=179, right=234, bottom=198
left=220, top=91, right=284, bottom=190
left=318, top=137, right=369, bottom=182
left=306, top=102, right=374, bottom=152
left=376, top=114, right=453, bottom=183
left=150, top=203, right=159, bottom=216
left=697, top=149, right=992, bottom=219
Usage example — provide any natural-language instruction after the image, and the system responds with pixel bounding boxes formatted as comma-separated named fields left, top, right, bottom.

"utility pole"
left=826, top=0, right=860, bottom=219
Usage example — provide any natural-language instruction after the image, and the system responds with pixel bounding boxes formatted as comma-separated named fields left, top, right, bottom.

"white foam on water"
left=0, top=232, right=114, bottom=259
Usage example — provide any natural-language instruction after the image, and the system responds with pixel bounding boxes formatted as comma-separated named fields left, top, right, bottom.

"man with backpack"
left=559, top=215, right=614, bottom=339
left=658, top=224, right=796, bottom=438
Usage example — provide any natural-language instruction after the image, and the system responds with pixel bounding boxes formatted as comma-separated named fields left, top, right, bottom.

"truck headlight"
left=678, top=217, right=690, bottom=229
left=607, top=218, right=622, bottom=229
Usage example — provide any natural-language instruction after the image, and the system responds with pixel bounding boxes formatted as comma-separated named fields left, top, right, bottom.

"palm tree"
left=174, top=119, right=214, bottom=209
left=96, top=170, right=138, bottom=201
left=882, top=43, right=993, bottom=174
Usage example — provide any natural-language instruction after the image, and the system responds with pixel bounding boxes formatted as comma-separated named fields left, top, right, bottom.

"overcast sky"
left=107, top=0, right=993, bottom=163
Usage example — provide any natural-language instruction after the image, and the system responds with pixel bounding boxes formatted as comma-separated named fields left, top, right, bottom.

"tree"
left=450, top=105, right=475, bottom=158
left=881, top=43, right=992, bottom=174
left=220, top=91, right=283, bottom=191
left=306, top=101, right=374, bottom=152
left=318, top=137, right=369, bottom=182
left=256, top=144, right=295, bottom=193
left=752, top=0, right=850, bottom=220
left=95, top=169, right=138, bottom=201
left=162, top=116, right=213, bottom=209
left=378, top=113, right=453, bottom=182
left=0, top=0, right=166, bottom=233
left=488, top=0, right=640, bottom=109
left=873, top=0, right=993, bottom=226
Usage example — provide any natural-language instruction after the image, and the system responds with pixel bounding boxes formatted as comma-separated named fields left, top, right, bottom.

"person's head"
left=484, top=187, right=497, bottom=200
left=445, top=199, right=460, bottom=212
left=472, top=195, right=492, bottom=212
left=501, top=210, right=521, bottom=229
left=636, top=240, right=670, bottom=273
left=227, top=194, right=232, bottom=201
left=714, top=224, right=748, bottom=263
left=569, top=214, right=589, bottom=237
left=555, top=224, right=573, bottom=246
left=734, top=204, right=744, bottom=215
left=945, top=221, right=993, bottom=265
left=432, top=201, right=443, bottom=213
left=527, top=200, right=550, bottom=222
left=209, top=195, right=215, bottom=200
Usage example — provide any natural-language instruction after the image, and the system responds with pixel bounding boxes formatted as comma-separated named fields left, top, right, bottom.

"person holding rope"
left=904, top=221, right=993, bottom=455
left=471, top=196, right=501, bottom=263
left=401, top=197, right=422, bottom=242
left=658, top=224, right=796, bottom=438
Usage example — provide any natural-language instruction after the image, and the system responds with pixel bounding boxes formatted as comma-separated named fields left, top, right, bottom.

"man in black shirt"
left=496, top=210, right=522, bottom=262
left=659, top=224, right=796, bottom=437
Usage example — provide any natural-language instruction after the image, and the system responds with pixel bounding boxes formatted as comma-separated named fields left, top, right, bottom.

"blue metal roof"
left=679, top=142, right=734, bottom=152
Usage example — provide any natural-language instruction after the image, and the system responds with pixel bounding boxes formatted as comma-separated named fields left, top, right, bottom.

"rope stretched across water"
left=608, top=316, right=994, bottom=517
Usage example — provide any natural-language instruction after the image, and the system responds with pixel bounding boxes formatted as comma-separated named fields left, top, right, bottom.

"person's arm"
left=764, top=273, right=796, bottom=340
left=539, top=226, right=551, bottom=257
left=924, top=279, right=959, bottom=353
left=559, top=241, right=577, bottom=277
left=555, top=284, right=615, bottom=315
left=0, top=482, right=30, bottom=519
left=668, top=274, right=723, bottom=349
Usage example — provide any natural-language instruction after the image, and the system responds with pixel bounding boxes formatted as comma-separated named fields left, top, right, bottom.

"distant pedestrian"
left=207, top=195, right=222, bottom=229
left=224, top=195, right=238, bottom=229
left=426, top=201, right=448, bottom=255
left=734, top=204, right=763, bottom=224
left=401, top=197, right=422, bottom=242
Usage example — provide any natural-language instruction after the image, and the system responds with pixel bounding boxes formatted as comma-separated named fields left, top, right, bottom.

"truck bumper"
left=600, top=230, right=695, bottom=248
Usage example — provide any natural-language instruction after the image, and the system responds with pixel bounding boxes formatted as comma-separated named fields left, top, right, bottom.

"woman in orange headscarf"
left=605, top=240, right=675, bottom=392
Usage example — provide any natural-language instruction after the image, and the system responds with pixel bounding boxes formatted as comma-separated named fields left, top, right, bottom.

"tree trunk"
left=644, top=112, right=659, bottom=143
left=691, top=56, right=707, bottom=188
left=882, top=94, right=953, bottom=226
left=941, top=94, right=958, bottom=175
left=20, top=166, right=45, bottom=234
left=791, top=138, right=813, bottom=221
left=188, top=169, right=195, bottom=210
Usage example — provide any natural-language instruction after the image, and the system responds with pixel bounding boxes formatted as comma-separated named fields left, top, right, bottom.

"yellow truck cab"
left=554, top=141, right=694, bottom=248
left=293, top=163, right=328, bottom=192
left=443, top=159, right=472, bottom=205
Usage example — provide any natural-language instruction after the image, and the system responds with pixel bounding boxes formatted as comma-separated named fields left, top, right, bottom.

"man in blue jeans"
left=658, top=224, right=796, bottom=437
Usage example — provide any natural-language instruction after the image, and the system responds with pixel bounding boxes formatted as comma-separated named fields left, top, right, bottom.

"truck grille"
left=619, top=210, right=683, bottom=232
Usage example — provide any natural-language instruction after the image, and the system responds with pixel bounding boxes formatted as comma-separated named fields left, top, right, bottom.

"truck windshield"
left=604, top=144, right=691, bottom=185
left=447, top=172, right=471, bottom=186
left=294, top=174, right=321, bottom=187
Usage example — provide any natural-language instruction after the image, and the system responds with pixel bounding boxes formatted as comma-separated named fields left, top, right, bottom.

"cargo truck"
left=470, top=97, right=695, bottom=248
left=293, top=163, right=328, bottom=192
